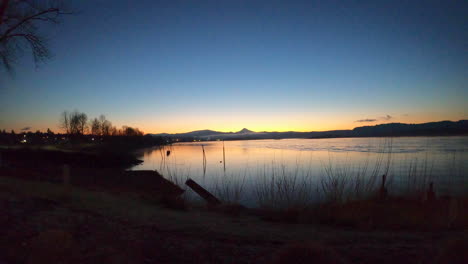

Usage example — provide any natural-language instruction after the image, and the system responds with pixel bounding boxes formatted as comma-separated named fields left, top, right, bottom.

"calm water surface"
left=132, top=137, right=468, bottom=205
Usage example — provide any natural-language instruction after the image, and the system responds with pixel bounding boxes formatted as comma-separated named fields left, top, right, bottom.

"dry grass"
left=256, top=195, right=468, bottom=230
left=320, top=138, right=393, bottom=203
left=253, top=163, right=316, bottom=209
left=211, top=172, right=247, bottom=204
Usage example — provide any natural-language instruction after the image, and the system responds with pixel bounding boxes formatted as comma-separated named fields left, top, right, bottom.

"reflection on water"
left=132, top=137, right=468, bottom=206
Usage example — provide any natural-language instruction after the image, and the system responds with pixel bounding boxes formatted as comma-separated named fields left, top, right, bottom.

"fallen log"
left=185, top=178, right=221, bottom=206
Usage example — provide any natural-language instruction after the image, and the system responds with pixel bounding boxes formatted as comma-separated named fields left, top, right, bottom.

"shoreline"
left=0, top=142, right=466, bottom=263
left=0, top=147, right=143, bottom=169
left=1, top=162, right=466, bottom=231
left=169, top=133, right=468, bottom=143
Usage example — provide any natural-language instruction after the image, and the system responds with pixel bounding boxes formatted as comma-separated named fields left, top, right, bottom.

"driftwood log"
left=185, top=178, right=221, bottom=206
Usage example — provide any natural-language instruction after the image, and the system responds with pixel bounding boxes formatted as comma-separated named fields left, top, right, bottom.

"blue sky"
left=1, top=0, right=467, bottom=133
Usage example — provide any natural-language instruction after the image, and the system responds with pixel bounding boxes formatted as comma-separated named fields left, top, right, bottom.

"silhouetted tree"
left=69, top=111, right=80, bottom=134
left=90, top=117, right=101, bottom=136
left=60, top=110, right=87, bottom=135
left=99, top=115, right=112, bottom=136
left=110, top=126, right=118, bottom=136
left=59, top=110, right=146, bottom=138
left=122, top=126, right=143, bottom=136
left=0, top=0, right=71, bottom=73
left=59, top=111, right=70, bottom=134
left=88, top=115, right=113, bottom=136
left=46, top=128, right=53, bottom=135
left=73, top=111, right=87, bottom=135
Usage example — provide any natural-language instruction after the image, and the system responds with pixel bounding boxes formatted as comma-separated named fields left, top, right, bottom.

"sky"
left=0, top=0, right=467, bottom=134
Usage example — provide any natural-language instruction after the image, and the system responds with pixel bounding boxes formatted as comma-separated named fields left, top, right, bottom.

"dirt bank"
left=0, top=176, right=466, bottom=264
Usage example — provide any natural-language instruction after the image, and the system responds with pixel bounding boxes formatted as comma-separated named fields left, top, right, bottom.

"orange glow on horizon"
left=138, top=116, right=466, bottom=134
left=133, top=110, right=467, bottom=134
left=7, top=111, right=466, bottom=135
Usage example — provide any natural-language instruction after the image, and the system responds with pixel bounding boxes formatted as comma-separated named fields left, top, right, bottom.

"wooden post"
left=202, top=145, right=207, bottom=176
left=379, top=174, right=387, bottom=200
left=222, top=140, right=226, bottom=172
left=185, top=178, right=221, bottom=206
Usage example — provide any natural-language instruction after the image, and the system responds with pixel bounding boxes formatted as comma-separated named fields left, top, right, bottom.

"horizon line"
left=152, top=119, right=467, bottom=135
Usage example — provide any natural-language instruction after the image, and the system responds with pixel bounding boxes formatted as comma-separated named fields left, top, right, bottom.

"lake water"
left=132, top=137, right=468, bottom=206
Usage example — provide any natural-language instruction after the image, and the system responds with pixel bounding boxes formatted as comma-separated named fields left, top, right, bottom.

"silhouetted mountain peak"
left=182, top=129, right=222, bottom=137
left=151, top=120, right=468, bottom=140
left=237, top=128, right=253, bottom=134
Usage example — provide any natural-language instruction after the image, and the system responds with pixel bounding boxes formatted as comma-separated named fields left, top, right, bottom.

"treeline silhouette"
left=0, top=128, right=166, bottom=149
left=60, top=110, right=144, bottom=137
left=0, top=110, right=167, bottom=149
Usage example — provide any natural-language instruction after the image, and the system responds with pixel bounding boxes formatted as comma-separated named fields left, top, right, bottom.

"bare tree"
left=0, top=0, right=71, bottom=73
left=65, top=110, right=79, bottom=134
left=99, top=115, right=112, bottom=136
left=59, top=111, right=145, bottom=137
left=88, top=115, right=112, bottom=136
left=59, top=110, right=70, bottom=134
left=75, top=111, right=88, bottom=135
left=60, top=110, right=87, bottom=135
left=90, top=117, right=101, bottom=136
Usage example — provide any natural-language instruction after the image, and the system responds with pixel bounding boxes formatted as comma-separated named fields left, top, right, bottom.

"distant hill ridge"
left=151, top=120, right=468, bottom=141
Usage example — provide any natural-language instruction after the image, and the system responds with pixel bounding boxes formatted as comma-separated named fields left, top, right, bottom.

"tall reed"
left=319, top=138, right=393, bottom=203
left=211, top=172, right=247, bottom=204
left=201, top=145, right=207, bottom=176
left=253, top=162, right=316, bottom=209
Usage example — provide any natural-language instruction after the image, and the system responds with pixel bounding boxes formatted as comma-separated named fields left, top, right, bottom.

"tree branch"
left=0, top=1, right=72, bottom=73
left=0, top=7, right=65, bottom=43
left=0, top=33, right=27, bottom=41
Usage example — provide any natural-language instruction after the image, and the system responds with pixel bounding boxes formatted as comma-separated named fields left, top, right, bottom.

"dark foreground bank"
left=0, top=175, right=467, bottom=264
left=0, top=145, right=467, bottom=263
left=0, top=159, right=467, bottom=264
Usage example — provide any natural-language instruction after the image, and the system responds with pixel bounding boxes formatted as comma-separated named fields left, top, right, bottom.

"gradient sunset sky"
left=1, top=0, right=467, bottom=134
